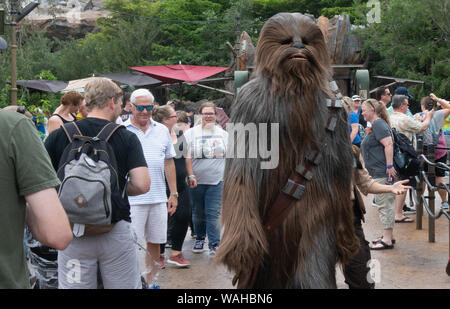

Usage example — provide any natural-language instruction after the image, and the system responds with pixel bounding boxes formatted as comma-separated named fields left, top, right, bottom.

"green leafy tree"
left=0, top=26, right=57, bottom=107
left=355, top=0, right=449, bottom=99
left=8, top=0, right=446, bottom=107
left=250, top=0, right=356, bottom=18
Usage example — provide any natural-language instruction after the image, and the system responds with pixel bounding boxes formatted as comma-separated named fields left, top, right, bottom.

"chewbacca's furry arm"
left=215, top=161, right=268, bottom=277
left=215, top=81, right=270, bottom=277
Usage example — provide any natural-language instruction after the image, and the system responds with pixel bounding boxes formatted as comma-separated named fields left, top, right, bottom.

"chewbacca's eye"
left=280, top=38, right=292, bottom=45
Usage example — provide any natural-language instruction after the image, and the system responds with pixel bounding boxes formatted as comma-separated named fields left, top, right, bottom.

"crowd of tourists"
left=0, top=77, right=448, bottom=289
left=345, top=87, right=449, bottom=252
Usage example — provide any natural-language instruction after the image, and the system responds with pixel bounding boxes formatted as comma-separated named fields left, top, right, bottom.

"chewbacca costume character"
left=215, top=13, right=359, bottom=288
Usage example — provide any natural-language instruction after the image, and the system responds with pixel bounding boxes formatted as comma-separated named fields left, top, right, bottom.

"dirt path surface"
left=156, top=191, right=450, bottom=289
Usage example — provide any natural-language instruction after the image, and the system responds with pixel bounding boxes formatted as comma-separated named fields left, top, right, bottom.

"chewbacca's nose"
left=292, top=41, right=305, bottom=49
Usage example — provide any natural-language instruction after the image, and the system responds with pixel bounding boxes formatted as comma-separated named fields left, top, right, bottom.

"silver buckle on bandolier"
left=325, top=99, right=342, bottom=131
left=326, top=113, right=338, bottom=131
left=329, top=81, right=343, bottom=99
left=306, top=149, right=322, bottom=165
left=282, top=179, right=306, bottom=200
left=281, top=81, right=343, bottom=200
left=326, top=80, right=344, bottom=132
left=295, top=163, right=313, bottom=180
left=326, top=98, right=343, bottom=109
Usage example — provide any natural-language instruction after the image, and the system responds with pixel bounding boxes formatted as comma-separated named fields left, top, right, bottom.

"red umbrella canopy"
left=129, top=65, right=229, bottom=83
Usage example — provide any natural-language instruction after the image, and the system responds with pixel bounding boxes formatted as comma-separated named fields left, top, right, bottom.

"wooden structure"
left=370, top=76, right=424, bottom=95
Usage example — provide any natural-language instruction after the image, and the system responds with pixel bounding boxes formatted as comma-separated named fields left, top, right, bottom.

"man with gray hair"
left=124, top=88, right=178, bottom=285
left=45, top=77, right=150, bottom=289
left=387, top=87, right=414, bottom=117
left=390, top=94, right=433, bottom=221
left=391, top=94, right=433, bottom=141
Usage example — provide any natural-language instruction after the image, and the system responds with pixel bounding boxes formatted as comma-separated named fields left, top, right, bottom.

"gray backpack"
left=57, top=122, right=122, bottom=233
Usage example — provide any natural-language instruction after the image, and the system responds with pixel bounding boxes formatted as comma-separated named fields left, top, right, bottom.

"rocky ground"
left=25, top=1, right=109, bottom=40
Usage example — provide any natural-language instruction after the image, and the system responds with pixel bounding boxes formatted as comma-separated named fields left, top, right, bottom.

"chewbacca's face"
left=255, top=13, right=330, bottom=87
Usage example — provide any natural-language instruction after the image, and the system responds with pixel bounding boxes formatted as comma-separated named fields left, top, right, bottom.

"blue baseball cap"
left=395, top=86, right=413, bottom=98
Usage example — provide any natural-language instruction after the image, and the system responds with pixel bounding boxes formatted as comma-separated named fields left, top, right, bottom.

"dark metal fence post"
left=427, top=144, right=436, bottom=243
left=416, top=136, right=424, bottom=229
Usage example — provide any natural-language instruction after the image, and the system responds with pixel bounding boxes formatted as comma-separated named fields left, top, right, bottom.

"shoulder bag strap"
left=60, top=122, right=82, bottom=143
left=96, top=122, right=122, bottom=142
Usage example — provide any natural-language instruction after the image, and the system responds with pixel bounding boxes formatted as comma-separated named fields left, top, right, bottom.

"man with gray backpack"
left=45, top=78, right=150, bottom=289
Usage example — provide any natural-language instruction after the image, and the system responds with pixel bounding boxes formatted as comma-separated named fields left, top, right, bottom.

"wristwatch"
left=170, top=192, right=179, bottom=198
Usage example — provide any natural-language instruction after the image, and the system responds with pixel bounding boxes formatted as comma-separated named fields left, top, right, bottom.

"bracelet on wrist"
left=386, top=165, right=393, bottom=169
left=188, top=175, right=196, bottom=179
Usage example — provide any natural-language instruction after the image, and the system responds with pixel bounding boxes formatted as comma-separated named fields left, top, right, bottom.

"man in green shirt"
left=0, top=109, right=72, bottom=288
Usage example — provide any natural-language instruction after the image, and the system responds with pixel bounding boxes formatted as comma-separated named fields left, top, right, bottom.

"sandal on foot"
left=372, top=236, right=396, bottom=244
left=395, top=216, right=414, bottom=223
left=370, top=240, right=394, bottom=250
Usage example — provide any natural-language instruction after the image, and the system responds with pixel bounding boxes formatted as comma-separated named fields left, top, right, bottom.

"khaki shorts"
left=373, top=178, right=395, bottom=229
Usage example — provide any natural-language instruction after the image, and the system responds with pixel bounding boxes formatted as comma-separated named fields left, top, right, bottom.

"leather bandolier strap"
left=235, top=81, right=344, bottom=288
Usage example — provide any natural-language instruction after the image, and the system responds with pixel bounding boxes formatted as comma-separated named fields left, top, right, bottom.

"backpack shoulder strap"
left=61, top=122, right=82, bottom=143
left=390, top=127, right=398, bottom=143
left=96, top=122, right=122, bottom=142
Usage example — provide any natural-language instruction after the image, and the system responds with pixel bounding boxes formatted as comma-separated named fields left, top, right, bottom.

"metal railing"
left=414, top=141, right=450, bottom=259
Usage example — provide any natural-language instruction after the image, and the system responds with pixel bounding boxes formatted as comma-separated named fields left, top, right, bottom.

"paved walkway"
left=351, top=191, right=450, bottom=289
left=155, top=190, right=449, bottom=289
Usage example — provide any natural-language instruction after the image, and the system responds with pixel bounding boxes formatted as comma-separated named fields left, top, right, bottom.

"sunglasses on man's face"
left=132, top=103, right=153, bottom=112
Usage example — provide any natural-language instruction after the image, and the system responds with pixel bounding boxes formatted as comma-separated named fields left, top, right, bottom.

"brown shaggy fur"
left=215, top=13, right=359, bottom=288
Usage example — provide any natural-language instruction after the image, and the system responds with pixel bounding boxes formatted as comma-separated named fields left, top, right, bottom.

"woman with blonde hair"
left=360, top=99, right=398, bottom=250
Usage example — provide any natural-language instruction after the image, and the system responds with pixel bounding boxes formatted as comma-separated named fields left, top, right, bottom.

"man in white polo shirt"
left=124, top=89, right=178, bottom=285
